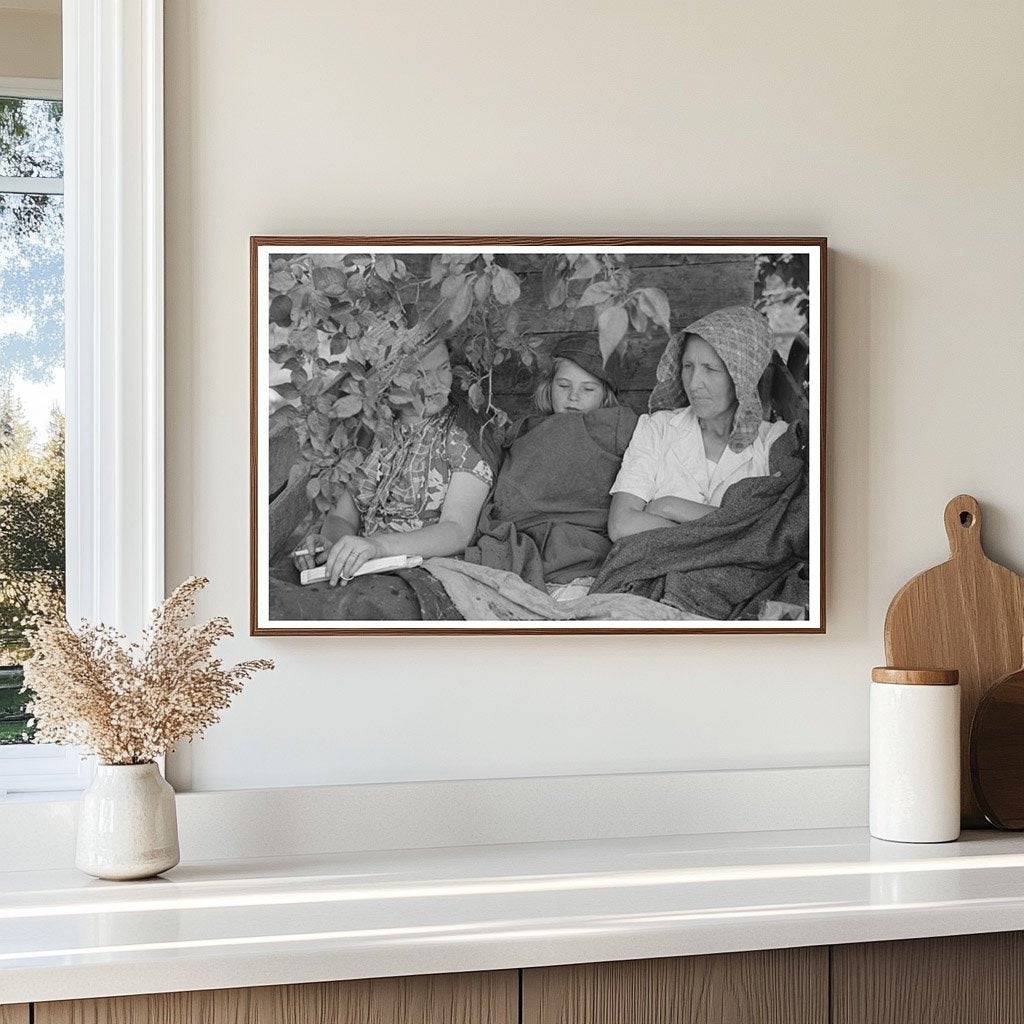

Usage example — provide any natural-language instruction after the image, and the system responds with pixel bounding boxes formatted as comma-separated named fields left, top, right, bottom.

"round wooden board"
left=970, top=663, right=1024, bottom=829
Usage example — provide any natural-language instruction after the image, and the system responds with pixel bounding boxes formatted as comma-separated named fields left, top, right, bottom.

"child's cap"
left=551, top=331, right=622, bottom=390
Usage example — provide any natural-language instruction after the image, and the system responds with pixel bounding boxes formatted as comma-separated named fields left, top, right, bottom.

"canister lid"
left=871, top=667, right=959, bottom=686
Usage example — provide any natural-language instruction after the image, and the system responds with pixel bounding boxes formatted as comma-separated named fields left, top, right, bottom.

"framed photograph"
left=251, top=237, right=826, bottom=635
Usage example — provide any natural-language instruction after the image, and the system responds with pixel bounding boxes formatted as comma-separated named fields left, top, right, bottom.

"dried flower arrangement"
left=22, top=576, right=273, bottom=765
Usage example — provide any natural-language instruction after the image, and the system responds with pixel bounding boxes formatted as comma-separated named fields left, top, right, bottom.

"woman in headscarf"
left=608, top=305, right=787, bottom=540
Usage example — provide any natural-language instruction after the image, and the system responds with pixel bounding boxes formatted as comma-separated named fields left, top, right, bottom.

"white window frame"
left=0, top=1, right=164, bottom=799
left=0, top=77, right=61, bottom=101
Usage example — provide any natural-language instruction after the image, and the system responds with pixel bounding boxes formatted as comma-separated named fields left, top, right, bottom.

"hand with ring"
left=325, top=536, right=380, bottom=587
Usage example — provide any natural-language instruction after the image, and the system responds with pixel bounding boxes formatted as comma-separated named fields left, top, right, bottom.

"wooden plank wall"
left=486, top=253, right=756, bottom=419
left=266, top=253, right=756, bottom=464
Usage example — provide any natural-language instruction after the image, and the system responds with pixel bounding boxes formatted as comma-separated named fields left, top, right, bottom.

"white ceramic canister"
left=870, top=667, right=961, bottom=843
left=76, top=762, right=180, bottom=880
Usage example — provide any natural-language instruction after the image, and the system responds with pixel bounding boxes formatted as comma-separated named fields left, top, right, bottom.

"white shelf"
left=4, top=827, right=1024, bottom=1004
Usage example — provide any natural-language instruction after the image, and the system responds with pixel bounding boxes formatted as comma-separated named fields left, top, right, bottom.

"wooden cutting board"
left=884, top=494, right=1024, bottom=826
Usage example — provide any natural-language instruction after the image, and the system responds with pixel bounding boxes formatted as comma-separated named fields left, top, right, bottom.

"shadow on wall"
left=825, top=249, right=870, bottom=632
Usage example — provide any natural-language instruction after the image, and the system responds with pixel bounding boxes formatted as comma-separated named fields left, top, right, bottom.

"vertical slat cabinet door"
left=0, top=1006, right=29, bottom=1024
left=832, top=933, right=1024, bottom=1024
left=34, top=970, right=519, bottom=1024
left=522, top=948, right=828, bottom=1024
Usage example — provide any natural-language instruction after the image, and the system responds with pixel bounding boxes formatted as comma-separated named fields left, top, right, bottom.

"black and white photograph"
left=251, top=238, right=825, bottom=634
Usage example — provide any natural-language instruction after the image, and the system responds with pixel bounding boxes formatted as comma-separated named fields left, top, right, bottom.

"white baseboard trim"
left=0, top=765, right=867, bottom=871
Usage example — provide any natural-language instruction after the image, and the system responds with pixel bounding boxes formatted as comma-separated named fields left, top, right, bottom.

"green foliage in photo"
left=267, top=251, right=676, bottom=517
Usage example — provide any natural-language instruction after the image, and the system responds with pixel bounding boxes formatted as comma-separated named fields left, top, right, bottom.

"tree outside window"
left=0, top=94, right=65, bottom=744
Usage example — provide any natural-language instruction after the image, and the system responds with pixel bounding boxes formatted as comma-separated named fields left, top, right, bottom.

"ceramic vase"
left=76, top=762, right=180, bottom=880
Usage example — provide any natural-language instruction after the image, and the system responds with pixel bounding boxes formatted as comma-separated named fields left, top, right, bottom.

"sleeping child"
left=463, top=332, right=637, bottom=598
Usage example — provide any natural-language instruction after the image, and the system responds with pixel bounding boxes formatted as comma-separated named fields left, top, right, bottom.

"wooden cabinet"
left=20, top=932, right=1024, bottom=1024
left=34, top=971, right=517, bottom=1024
left=832, top=932, right=1024, bottom=1024
left=522, top=947, right=828, bottom=1024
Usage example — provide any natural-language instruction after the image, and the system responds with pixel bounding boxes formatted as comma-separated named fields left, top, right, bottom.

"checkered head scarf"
left=648, top=305, right=774, bottom=453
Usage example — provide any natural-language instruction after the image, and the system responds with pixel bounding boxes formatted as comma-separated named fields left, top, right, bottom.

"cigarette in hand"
left=293, top=545, right=326, bottom=557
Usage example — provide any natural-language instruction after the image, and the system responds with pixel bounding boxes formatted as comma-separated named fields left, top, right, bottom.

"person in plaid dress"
left=293, top=341, right=494, bottom=586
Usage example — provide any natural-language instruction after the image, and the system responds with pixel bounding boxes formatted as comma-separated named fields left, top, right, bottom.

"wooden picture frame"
left=251, top=237, right=827, bottom=635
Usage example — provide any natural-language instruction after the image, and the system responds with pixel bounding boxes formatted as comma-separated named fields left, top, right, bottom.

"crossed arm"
left=608, top=491, right=715, bottom=541
left=294, top=473, right=490, bottom=585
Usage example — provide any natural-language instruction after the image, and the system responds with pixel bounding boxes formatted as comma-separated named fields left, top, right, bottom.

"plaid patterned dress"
left=354, top=408, right=493, bottom=534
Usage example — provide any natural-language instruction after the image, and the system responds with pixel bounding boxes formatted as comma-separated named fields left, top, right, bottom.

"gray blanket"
left=464, top=408, right=637, bottom=587
left=591, top=422, right=810, bottom=620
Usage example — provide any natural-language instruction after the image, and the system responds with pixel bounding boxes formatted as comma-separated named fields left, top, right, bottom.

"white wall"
left=164, top=1, right=1024, bottom=792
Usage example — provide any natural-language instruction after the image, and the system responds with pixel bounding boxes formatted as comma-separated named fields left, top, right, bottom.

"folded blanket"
left=424, top=557, right=705, bottom=621
left=591, top=421, right=810, bottom=620
left=464, top=407, right=637, bottom=588
left=267, top=566, right=462, bottom=621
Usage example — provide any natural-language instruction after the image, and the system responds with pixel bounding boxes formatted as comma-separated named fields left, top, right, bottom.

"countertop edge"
left=6, top=826, right=1024, bottom=1006
left=6, top=893, right=1024, bottom=1004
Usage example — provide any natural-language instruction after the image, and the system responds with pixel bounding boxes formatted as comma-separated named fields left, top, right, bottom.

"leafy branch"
left=268, top=252, right=675, bottom=516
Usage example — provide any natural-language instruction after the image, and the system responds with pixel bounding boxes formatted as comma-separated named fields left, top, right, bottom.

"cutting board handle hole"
left=944, top=495, right=983, bottom=557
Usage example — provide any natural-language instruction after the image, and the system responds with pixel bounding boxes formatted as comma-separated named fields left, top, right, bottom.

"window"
left=0, top=4, right=166, bottom=797
left=0, top=81, right=84, bottom=796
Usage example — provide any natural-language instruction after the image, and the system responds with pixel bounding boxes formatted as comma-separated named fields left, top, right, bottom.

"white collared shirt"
left=611, top=408, right=788, bottom=507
